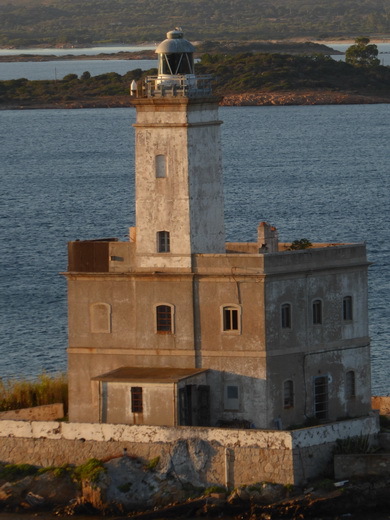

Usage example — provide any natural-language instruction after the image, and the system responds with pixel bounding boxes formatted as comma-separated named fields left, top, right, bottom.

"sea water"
left=0, top=104, right=389, bottom=395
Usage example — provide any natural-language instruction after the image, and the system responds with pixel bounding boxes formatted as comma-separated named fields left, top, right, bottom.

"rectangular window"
left=314, top=376, right=328, bottom=420
left=283, top=380, right=294, bottom=409
left=131, top=387, right=143, bottom=413
left=156, top=304, right=172, bottom=333
left=281, top=303, right=291, bottom=329
left=223, top=307, right=239, bottom=331
left=346, top=371, right=356, bottom=398
left=157, top=231, right=170, bottom=253
left=343, top=296, right=353, bottom=321
left=155, top=155, right=166, bottom=178
left=313, top=299, right=322, bottom=325
left=224, top=384, right=239, bottom=410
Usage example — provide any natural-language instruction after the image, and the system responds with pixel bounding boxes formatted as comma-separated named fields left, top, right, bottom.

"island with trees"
left=1, top=38, right=389, bottom=109
left=1, top=0, right=390, bottom=46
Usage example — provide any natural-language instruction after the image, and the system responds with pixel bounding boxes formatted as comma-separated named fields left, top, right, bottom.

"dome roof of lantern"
left=155, top=28, right=196, bottom=54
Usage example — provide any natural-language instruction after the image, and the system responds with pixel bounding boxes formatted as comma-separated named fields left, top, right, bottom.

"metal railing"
left=137, top=75, right=213, bottom=98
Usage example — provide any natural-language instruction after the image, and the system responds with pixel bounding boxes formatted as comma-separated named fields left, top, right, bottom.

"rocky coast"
left=1, top=454, right=390, bottom=519
left=3, top=89, right=390, bottom=111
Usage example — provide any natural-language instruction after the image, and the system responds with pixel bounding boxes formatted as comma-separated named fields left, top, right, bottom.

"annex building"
left=65, top=29, right=372, bottom=431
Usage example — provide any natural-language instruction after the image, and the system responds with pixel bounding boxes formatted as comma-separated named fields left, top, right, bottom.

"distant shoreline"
left=2, top=90, right=390, bottom=110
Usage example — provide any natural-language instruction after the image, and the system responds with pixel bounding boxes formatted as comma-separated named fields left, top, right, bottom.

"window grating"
left=156, top=305, right=172, bottom=333
left=131, top=387, right=143, bottom=413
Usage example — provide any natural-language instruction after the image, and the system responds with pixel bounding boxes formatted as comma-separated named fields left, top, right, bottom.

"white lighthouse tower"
left=131, top=28, right=226, bottom=270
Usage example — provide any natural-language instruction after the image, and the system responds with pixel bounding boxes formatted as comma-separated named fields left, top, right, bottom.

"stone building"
left=65, top=29, right=372, bottom=430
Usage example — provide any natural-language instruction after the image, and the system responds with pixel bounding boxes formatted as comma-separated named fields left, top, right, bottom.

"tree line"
left=1, top=0, right=390, bottom=46
left=1, top=48, right=389, bottom=106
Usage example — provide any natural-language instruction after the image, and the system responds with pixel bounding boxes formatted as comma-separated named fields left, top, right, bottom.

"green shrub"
left=145, top=456, right=160, bottom=471
left=0, top=463, right=38, bottom=482
left=73, top=458, right=106, bottom=483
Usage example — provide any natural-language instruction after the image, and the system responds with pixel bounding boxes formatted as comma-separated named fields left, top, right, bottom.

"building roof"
left=92, top=366, right=208, bottom=383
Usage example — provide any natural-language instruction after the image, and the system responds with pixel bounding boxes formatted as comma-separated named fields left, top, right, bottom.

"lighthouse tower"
left=131, top=28, right=226, bottom=269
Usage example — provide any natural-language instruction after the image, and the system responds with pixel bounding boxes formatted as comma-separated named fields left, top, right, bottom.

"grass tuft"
left=0, top=372, right=68, bottom=414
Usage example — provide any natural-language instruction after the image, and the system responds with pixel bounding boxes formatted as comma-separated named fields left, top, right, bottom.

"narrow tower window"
left=157, top=231, right=170, bottom=253
left=155, top=155, right=166, bottom=178
left=131, top=387, right=143, bottom=413
left=281, top=303, right=291, bottom=329
left=312, top=299, right=322, bottom=325
left=343, top=296, right=353, bottom=321
left=346, top=371, right=356, bottom=398
left=283, top=380, right=294, bottom=409
left=156, top=304, right=173, bottom=334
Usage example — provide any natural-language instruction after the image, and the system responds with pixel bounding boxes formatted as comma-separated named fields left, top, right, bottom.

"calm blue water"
left=0, top=59, right=157, bottom=80
left=0, top=105, right=389, bottom=395
left=0, top=45, right=156, bottom=56
left=1, top=42, right=389, bottom=81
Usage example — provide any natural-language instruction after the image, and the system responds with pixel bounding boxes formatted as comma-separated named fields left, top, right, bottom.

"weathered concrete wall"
left=0, top=416, right=378, bottom=486
left=334, top=453, right=390, bottom=479
left=0, top=403, right=64, bottom=421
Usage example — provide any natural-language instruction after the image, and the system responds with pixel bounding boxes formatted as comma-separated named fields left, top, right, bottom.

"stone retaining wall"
left=0, top=415, right=379, bottom=486
left=0, top=403, right=64, bottom=421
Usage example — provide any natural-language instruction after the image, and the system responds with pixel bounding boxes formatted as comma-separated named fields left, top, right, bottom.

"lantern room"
left=156, top=27, right=195, bottom=77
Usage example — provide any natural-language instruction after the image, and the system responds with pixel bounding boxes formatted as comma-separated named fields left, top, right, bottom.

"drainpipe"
left=225, top=447, right=233, bottom=489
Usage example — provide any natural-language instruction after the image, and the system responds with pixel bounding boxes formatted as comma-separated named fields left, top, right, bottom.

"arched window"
left=90, top=302, right=111, bottom=333
left=281, top=303, right=291, bottom=329
left=346, top=371, right=356, bottom=399
left=157, top=231, right=170, bottom=253
left=156, top=304, right=174, bottom=334
left=221, top=305, right=241, bottom=333
left=283, top=380, right=294, bottom=409
left=343, top=296, right=353, bottom=321
left=312, top=299, right=322, bottom=325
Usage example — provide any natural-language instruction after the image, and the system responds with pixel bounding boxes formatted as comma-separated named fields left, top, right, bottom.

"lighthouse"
left=131, top=28, right=226, bottom=270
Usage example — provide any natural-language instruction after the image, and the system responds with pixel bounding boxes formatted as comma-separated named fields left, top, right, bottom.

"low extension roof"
left=92, top=367, right=208, bottom=384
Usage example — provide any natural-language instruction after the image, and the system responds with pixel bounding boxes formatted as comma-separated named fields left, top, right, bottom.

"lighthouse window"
left=161, top=52, right=194, bottom=75
left=157, top=231, right=170, bottom=253
left=155, top=155, right=166, bottom=178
